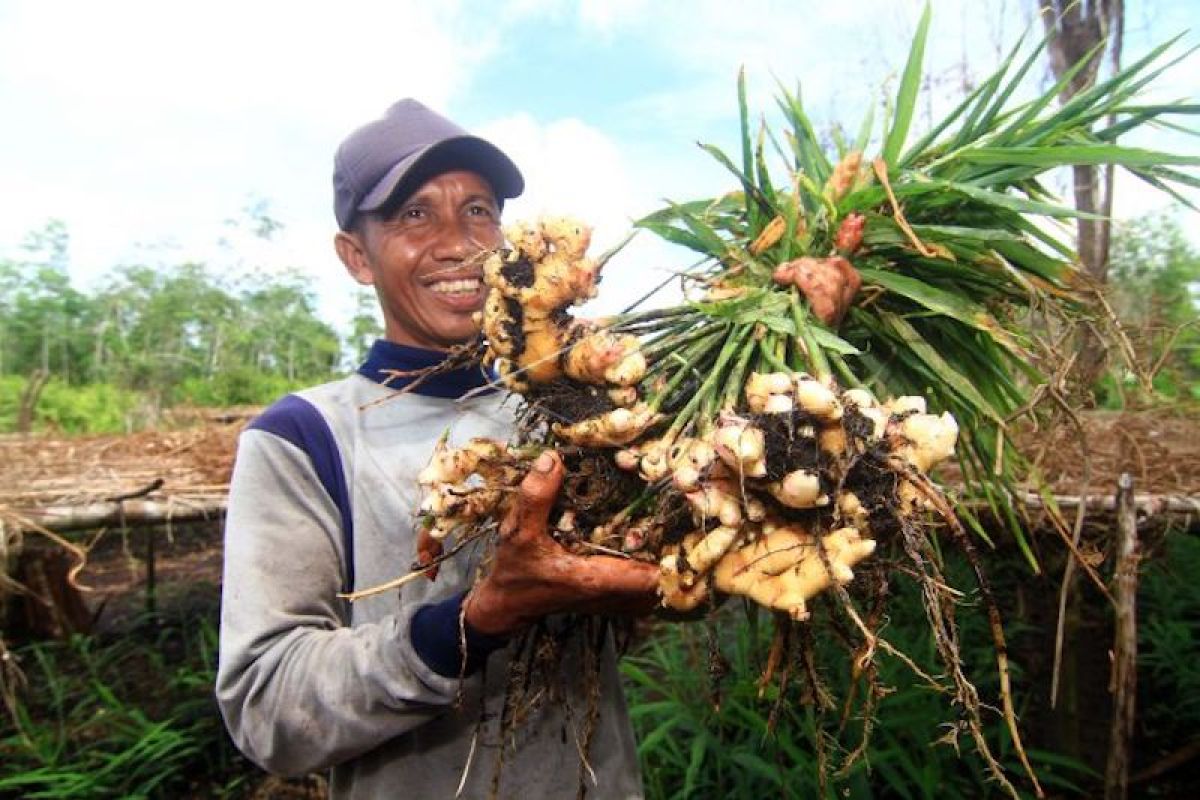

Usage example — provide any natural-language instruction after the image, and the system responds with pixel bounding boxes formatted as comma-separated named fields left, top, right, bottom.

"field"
left=1, top=406, right=1198, bottom=798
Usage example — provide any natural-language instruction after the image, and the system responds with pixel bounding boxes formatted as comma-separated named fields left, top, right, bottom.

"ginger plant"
left=388, top=9, right=1198, bottom=797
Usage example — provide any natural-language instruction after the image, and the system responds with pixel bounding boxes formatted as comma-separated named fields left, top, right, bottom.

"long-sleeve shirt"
left=216, top=340, right=644, bottom=799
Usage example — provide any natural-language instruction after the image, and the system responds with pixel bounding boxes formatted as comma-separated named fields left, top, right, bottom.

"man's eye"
left=468, top=204, right=497, bottom=218
left=402, top=207, right=426, bottom=220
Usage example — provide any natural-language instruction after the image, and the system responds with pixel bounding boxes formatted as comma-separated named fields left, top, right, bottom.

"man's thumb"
left=520, top=450, right=564, bottom=506
left=501, top=450, right=563, bottom=541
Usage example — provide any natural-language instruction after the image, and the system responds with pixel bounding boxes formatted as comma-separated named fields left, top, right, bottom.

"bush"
left=0, top=375, right=147, bottom=434
left=174, top=368, right=314, bottom=408
left=621, top=553, right=1094, bottom=799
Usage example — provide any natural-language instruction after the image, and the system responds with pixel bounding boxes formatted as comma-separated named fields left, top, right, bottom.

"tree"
left=347, top=288, right=383, bottom=366
left=1039, top=1, right=1125, bottom=385
left=0, top=221, right=94, bottom=382
left=1039, top=0, right=1125, bottom=283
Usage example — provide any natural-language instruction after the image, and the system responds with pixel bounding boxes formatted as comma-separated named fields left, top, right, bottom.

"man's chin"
left=429, top=323, right=484, bottom=350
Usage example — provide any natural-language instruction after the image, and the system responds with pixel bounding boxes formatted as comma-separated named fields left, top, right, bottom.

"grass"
left=621, top=548, right=1097, bottom=799
left=5, top=532, right=1198, bottom=797
left=0, top=588, right=266, bottom=799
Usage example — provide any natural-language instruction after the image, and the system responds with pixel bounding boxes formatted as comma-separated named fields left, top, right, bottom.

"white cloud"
left=0, top=0, right=496, bottom=279
left=477, top=111, right=690, bottom=315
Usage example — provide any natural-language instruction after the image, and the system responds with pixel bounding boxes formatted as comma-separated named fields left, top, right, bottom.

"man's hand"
left=463, top=451, right=660, bottom=637
left=772, top=256, right=862, bottom=326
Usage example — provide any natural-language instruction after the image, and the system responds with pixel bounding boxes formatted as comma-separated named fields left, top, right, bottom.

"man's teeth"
left=430, top=278, right=481, bottom=294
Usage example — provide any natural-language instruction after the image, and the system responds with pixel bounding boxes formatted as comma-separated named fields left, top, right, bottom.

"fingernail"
left=535, top=452, right=554, bottom=472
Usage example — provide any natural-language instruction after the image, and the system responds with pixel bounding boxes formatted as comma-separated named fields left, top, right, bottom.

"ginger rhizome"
left=397, top=207, right=1036, bottom=799
left=480, top=216, right=645, bottom=394
left=411, top=216, right=965, bottom=623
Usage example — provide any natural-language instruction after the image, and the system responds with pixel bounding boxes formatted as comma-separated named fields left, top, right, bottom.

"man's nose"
left=432, top=218, right=477, bottom=260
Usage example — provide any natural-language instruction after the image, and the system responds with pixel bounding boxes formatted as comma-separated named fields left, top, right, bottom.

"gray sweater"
left=216, top=343, right=644, bottom=799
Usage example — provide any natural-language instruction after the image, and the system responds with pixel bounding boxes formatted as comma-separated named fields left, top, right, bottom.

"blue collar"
left=357, top=339, right=496, bottom=399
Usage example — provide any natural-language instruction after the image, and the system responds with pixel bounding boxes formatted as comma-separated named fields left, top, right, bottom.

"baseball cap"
left=333, top=99, right=525, bottom=230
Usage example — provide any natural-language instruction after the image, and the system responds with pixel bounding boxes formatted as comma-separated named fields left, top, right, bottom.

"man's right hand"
left=463, top=450, right=660, bottom=637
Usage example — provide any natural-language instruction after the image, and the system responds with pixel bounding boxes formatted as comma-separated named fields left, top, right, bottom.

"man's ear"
left=335, top=230, right=375, bottom=286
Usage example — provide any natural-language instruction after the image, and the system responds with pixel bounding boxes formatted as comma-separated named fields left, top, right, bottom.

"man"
left=216, top=99, right=855, bottom=798
left=217, top=99, right=663, bottom=799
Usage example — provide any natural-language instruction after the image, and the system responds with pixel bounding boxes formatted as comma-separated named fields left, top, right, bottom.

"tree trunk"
left=15, top=369, right=50, bottom=434
left=9, top=545, right=93, bottom=639
left=1039, top=0, right=1125, bottom=385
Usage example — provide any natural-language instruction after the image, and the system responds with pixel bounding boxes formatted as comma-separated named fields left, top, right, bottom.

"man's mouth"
left=428, top=277, right=483, bottom=296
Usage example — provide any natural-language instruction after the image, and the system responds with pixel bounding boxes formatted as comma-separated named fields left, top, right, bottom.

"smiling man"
left=216, top=99, right=661, bottom=799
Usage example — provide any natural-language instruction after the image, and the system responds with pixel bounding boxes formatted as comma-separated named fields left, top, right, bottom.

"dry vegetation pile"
left=0, top=418, right=242, bottom=512
left=1019, top=407, right=1199, bottom=497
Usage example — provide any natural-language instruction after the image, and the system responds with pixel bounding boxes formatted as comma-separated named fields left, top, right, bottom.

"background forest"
left=0, top=213, right=381, bottom=433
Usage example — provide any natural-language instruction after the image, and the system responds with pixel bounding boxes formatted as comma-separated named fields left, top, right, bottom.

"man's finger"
left=567, top=554, right=660, bottom=598
left=502, top=450, right=563, bottom=542
left=415, top=528, right=443, bottom=581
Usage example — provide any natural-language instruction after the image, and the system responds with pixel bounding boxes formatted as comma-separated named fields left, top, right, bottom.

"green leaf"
left=730, top=751, right=785, bottom=788
left=1096, top=103, right=1200, bottom=141
left=878, top=311, right=1004, bottom=422
left=1127, top=168, right=1200, bottom=211
left=990, top=239, right=1074, bottom=284
left=754, top=124, right=778, bottom=212
left=858, top=267, right=1028, bottom=357
left=699, top=143, right=775, bottom=221
left=811, top=327, right=862, bottom=356
left=967, top=30, right=1046, bottom=142
left=635, top=219, right=713, bottom=257
left=684, top=732, right=709, bottom=797
left=736, top=66, right=762, bottom=231
left=775, top=81, right=833, bottom=185
left=958, top=144, right=1200, bottom=168
left=637, top=715, right=684, bottom=760
left=882, top=1, right=931, bottom=165
left=935, top=180, right=1103, bottom=219
left=993, top=36, right=1109, bottom=145
left=853, top=99, right=875, bottom=155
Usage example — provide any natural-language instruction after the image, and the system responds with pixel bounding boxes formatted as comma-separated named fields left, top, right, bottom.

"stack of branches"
left=1, top=424, right=240, bottom=720
left=380, top=9, right=1197, bottom=797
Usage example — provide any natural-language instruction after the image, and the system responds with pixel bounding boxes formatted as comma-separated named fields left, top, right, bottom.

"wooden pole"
left=8, top=498, right=227, bottom=534
left=1105, top=473, right=1139, bottom=800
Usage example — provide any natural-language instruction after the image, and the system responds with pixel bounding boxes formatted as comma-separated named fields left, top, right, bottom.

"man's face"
left=338, top=170, right=503, bottom=350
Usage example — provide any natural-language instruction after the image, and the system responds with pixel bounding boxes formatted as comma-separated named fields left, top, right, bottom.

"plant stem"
left=758, top=335, right=791, bottom=373
left=665, top=325, right=752, bottom=441
left=608, top=306, right=695, bottom=331
left=645, top=325, right=729, bottom=412
left=641, top=322, right=721, bottom=362
left=789, top=290, right=832, bottom=383
left=719, top=328, right=759, bottom=413
left=830, top=352, right=865, bottom=389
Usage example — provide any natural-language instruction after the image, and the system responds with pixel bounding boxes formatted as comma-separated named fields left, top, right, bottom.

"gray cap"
left=333, top=99, right=524, bottom=230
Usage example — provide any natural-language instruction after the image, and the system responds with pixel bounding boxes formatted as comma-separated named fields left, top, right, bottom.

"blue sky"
left=1, top=0, right=1196, bottom=330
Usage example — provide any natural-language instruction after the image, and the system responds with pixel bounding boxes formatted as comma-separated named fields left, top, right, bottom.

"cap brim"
left=359, top=136, right=524, bottom=213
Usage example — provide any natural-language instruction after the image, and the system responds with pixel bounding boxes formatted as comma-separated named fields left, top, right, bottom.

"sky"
left=1, top=0, right=1197, bottom=332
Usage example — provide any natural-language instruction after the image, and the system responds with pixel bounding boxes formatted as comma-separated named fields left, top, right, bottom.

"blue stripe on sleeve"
left=410, top=591, right=510, bottom=677
left=249, top=395, right=355, bottom=592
